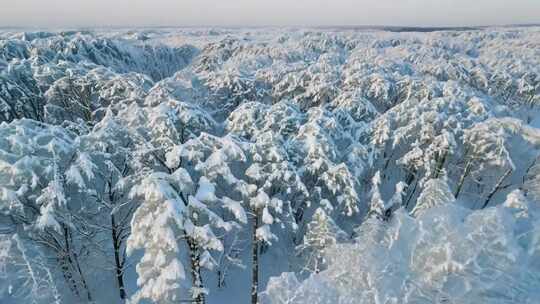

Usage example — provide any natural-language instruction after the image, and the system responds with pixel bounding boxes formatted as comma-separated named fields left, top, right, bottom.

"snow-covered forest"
left=0, top=27, right=539, bottom=303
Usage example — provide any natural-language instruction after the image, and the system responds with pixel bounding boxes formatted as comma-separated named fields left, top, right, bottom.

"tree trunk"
left=187, top=236, right=205, bottom=304
left=73, top=250, right=92, bottom=302
left=433, top=150, right=448, bottom=179
left=454, top=160, right=472, bottom=198
left=62, top=225, right=92, bottom=302
left=178, top=186, right=205, bottom=304
left=251, top=211, right=260, bottom=304
left=482, top=168, right=512, bottom=209
left=111, top=214, right=127, bottom=300
left=58, top=254, right=80, bottom=298
left=404, top=179, right=419, bottom=209
left=403, top=168, right=417, bottom=209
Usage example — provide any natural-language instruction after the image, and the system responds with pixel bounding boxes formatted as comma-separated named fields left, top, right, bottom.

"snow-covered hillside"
left=0, top=27, right=539, bottom=304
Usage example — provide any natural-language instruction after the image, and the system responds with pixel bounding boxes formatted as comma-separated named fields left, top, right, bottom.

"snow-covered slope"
left=0, top=27, right=539, bottom=304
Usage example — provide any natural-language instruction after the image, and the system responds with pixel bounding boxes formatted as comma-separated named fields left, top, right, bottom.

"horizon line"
left=1, top=22, right=539, bottom=31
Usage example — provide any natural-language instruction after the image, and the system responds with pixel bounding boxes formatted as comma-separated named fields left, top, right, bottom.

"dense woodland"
left=0, top=27, right=539, bottom=303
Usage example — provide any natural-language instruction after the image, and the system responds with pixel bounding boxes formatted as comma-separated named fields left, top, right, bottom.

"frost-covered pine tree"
left=293, top=107, right=360, bottom=217
left=123, top=89, right=229, bottom=303
left=411, top=177, right=455, bottom=217
left=180, top=132, right=253, bottom=293
left=367, top=171, right=386, bottom=220
left=243, top=132, right=308, bottom=304
left=127, top=168, right=204, bottom=304
left=128, top=130, right=248, bottom=304
left=296, top=208, right=347, bottom=273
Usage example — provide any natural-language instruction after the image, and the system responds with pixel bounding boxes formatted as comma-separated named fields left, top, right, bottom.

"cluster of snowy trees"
left=0, top=27, right=539, bottom=303
left=263, top=189, right=540, bottom=304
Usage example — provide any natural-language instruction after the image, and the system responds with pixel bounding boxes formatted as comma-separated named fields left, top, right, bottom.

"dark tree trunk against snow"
left=433, top=150, right=448, bottom=179
left=36, top=228, right=80, bottom=298
left=106, top=175, right=130, bottom=301
left=251, top=211, right=260, bottom=304
left=58, top=251, right=80, bottom=298
left=404, top=168, right=419, bottom=210
left=111, top=214, right=127, bottom=300
left=73, top=250, right=92, bottom=302
left=527, top=95, right=535, bottom=123
left=402, top=167, right=418, bottom=209
left=187, top=236, right=205, bottom=304
left=455, top=160, right=472, bottom=198
left=521, top=158, right=538, bottom=195
left=381, top=150, right=395, bottom=179
left=481, top=168, right=512, bottom=209
left=62, top=224, right=92, bottom=302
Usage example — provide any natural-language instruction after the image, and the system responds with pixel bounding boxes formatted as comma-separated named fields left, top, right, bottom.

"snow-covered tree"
left=0, top=61, right=44, bottom=123
left=128, top=131, right=248, bottom=304
left=293, top=106, right=360, bottom=217
left=296, top=208, right=347, bottom=274
left=68, top=109, right=141, bottom=300
left=242, top=132, right=308, bottom=304
left=456, top=119, right=515, bottom=200
left=127, top=169, right=196, bottom=303
left=264, top=196, right=540, bottom=304
left=0, top=119, right=94, bottom=301
left=185, top=134, right=251, bottom=288
left=411, top=177, right=455, bottom=217
left=367, top=171, right=385, bottom=220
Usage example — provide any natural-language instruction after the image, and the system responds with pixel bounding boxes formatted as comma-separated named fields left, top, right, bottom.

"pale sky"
left=0, top=0, right=539, bottom=28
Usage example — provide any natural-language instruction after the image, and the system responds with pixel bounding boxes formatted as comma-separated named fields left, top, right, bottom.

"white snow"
left=0, top=26, right=539, bottom=304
